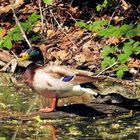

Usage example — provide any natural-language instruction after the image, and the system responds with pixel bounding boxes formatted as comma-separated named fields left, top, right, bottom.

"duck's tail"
left=80, top=83, right=99, bottom=96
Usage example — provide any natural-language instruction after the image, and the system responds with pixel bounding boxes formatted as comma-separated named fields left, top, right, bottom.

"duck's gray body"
left=23, top=63, right=98, bottom=98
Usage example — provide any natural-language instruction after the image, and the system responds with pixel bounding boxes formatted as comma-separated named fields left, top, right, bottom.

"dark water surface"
left=0, top=80, right=140, bottom=140
left=1, top=114, right=140, bottom=140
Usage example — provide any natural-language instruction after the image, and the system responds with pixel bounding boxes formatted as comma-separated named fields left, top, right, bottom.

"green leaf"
left=97, top=25, right=121, bottom=37
left=112, top=30, right=120, bottom=37
left=118, top=54, right=130, bottom=63
left=119, top=24, right=133, bottom=36
left=132, top=41, right=140, bottom=52
left=75, top=21, right=86, bottom=28
left=0, top=27, right=3, bottom=34
left=134, top=46, right=140, bottom=52
left=88, top=20, right=109, bottom=32
left=0, top=137, right=6, bottom=140
left=108, top=26, right=120, bottom=37
left=42, top=0, right=52, bottom=5
left=122, top=43, right=133, bottom=55
left=0, top=39, right=4, bottom=48
left=7, top=26, right=20, bottom=36
left=137, top=23, right=140, bottom=35
left=28, top=13, right=40, bottom=25
left=110, top=57, right=116, bottom=64
left=12, top=32, right=23, bottom=41
left=102, top=0, right=108, bottom=7
left=114, top=65, right=129, bottom=71
left=97, top=28, right=109, bottom=37
left=30, top=34, right=41, bottom=41
left=128, top=39, right=135, bottom=44
left=96, top=5, right=102, bottom=12
left=137, top=23, right=140, bottom=30
left=21, top=22, right=30, bottom=32
left=101, top=45, right=115, bottom=57
left=3, top=36, right=12, bottom=49
left=96, top=0, right=109, bottom=11
left=101, top=60, right=109, bottom=69
left=133, top=41, right=140, bottom=48
left=101, top=57, right=111, bottom=69
left=122, top=65, right=129, bottom=71
left=77, top=20, right=109, bottom=32
left=101, top=56, right=116, bottom=69
left=126, top=29, right=138, bottom=37
left=92, top=20, right=109, bottom=27
left=88, top=24, right=102, bottom=32
left=116, top=69, right=124, bottom=78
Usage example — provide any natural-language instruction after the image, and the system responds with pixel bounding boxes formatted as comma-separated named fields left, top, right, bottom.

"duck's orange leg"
left=39, top=98, right=58, bottom=113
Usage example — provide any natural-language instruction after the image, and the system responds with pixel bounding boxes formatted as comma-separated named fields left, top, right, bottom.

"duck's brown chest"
left=23, top=68, right=35, bottom=88
left=23, top=63, right=41, bottom=88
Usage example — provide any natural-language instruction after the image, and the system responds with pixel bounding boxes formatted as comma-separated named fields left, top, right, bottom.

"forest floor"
left=0, top=0, right=139, bottom=76
left=0, top=0, right=140, bottom=114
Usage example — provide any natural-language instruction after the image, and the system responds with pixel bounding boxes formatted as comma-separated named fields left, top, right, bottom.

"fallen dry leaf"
left=47, top=29, right=56, bottom=38
left=51, top=50, right=69, bottom=60
left=14, top=0, right=24, bottom=6
left=106, top=37, right=120, bottom=45
left=74, top=53, right=86, bottom=63
left=128, top=58, right=140, bottom=68
left=120, top=0, right=130, bottom=10
left=113, top=16, right=124, bottom=24
left=0, top=28, right=7, bottom=38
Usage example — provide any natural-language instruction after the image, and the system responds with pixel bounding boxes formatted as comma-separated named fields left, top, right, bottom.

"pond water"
left=0, top=74, right=140, bottom=140
left=1, top=113, right=140, bottom=140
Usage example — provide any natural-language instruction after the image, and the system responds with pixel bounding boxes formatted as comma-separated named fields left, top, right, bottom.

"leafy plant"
left=101, top=39, right=140, bottom=78
left=76, top=20, right=140, bottom=78
left=0, top=13, right=41, bottom=49
left=76, top=20, right=140, bottom=38
left=76, top=20, right=109, bottom=32
left=96, top=0, right=113, bottom=12
left=42, top=0, right=53, bottom=5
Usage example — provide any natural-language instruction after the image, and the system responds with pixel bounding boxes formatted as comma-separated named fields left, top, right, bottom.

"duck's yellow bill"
left=18, top=52, right=29, bottom=61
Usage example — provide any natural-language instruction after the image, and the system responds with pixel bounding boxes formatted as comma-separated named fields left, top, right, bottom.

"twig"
left=11, top=51, right=19, bottom=59
left=95, top=61, right=118, bottom=77
left=0, top=60, right=13, bottom=72
left=38, top=0, right=45, bottom=35
left=66, top=11, right=77, bottom=22
left=70, top=0, right=74, bottom=6
left=10, top=3, right=32, bottom=48
left=11, top=51, right=26, bottom=71
left=1, top=50, right=25, bottom=72
left=49, top=9, right=77, bottom=48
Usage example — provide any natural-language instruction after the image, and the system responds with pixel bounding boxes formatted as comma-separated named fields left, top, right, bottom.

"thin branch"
left=49, top=9, right=77, bottom=48
left=95, top=61, right=118, bottom=77
left=10, top=3, right=32, bottom=48
left=11, top=51, right=19, bottom=59
left=0, top=59, right=14, bottom=72
left=65, top=11, right=77, bottom=22
left=38, top=0, right=45, bottom=35
left=11, top=50, right=25, bottom=67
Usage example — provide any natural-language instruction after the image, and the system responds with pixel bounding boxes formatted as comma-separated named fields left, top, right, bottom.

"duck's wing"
left=42, top=65, right=94, bottom=76
left=41, top=65, right=96, bottom=84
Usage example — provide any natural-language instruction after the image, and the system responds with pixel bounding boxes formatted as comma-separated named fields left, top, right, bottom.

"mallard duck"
left=19, top=47, right=99, bottom=113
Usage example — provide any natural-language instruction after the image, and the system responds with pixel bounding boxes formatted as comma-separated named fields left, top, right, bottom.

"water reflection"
left=40, top=124, right=56, bottom=140
left=0, top=122, right=56, bottom=140
left=1, top=114, right=140, bottom=139
left=0, top=75, right=140, bottom=140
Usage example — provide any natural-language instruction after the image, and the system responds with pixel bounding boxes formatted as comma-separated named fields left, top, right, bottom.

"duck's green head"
left=19, top=47, right=44, bottom=65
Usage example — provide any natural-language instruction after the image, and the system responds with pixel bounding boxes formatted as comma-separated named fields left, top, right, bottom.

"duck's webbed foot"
left=39, top=107, right=55, bottom=113
left=39, top=98, right=58, bottom=113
